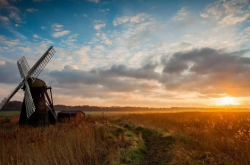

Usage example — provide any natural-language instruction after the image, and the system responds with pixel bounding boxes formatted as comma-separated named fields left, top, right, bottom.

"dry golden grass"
left=2, top=112, right=250, bottom=165
left=121, top=112, right=250, bottom=165
left=0, top=116, right=127, bottom=165
left=9, top=115, right=19, bottom=124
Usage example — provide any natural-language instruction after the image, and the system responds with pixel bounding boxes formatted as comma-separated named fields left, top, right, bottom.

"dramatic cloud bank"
left=0, top=0, right=250, bottom=107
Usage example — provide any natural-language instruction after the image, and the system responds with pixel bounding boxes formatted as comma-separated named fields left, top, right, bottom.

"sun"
left=217, top=96, right=238, bottom=106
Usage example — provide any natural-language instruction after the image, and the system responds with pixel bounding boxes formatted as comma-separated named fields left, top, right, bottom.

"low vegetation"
left=1, top=111, right=250, bottom=164
left=121, top=112, right=250, bottom=164
left=0, top=115, right=144, bottom=165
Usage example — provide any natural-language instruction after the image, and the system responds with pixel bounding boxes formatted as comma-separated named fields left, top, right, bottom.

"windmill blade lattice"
left=24, top=82, right=36, bottom=118
left=17, top=56, right=34, bottom=82
left=17, top=56, right=30, bottom=78
left=30, top=47, right=56, bottom=82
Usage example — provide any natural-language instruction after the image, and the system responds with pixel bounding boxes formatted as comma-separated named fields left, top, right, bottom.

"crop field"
left=1, top=111, right=250, bottom=165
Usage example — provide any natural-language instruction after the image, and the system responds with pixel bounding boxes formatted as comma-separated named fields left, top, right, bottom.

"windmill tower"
left=0, top=46, right=57, bottom=125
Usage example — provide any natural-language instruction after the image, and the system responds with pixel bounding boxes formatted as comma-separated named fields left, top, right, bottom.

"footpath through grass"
left=120, top=113, right=240, bottom=165
left=114, top=119, right=175, bottom=165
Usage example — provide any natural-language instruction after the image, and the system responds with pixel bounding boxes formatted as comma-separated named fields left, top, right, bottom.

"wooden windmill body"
left=19, top=78, right=57, bottom=125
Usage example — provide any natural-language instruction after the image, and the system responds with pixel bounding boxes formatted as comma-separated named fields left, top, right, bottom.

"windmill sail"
left=0, top=46, right=56, bottom=112
left=17, top=56, right=34, bottom=81
left=24, top=82, right=36, bottom=118
left=29, top=46, right=56, bottom=82
left=17, top=57, right=36, bottom=118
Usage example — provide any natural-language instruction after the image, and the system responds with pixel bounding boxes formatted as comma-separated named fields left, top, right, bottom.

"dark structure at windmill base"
left=57, top=111, right=85, bottom=122
left=19, top=78, right=57, bottom=125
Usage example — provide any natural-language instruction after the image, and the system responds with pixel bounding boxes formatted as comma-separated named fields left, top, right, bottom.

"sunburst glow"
left=216, top=96, right=238, bottom=106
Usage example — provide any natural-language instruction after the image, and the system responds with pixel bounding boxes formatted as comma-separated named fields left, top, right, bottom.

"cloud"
left=83, top=13, right=88, bottom=18
left=0, top=15, right=9, bottom=21
left=0, top=35, right=21, bottom=47
left=9, top=11, right=22, bottom=22
left=51, top=23, right=70, bottom=37
left=100, top=33, right=111, bottom=45
left=50, top=47, right=250, bottom=99
left=41, top=26, right=46, bottom=29
left=98, top=8, right=109, bottom=13
left=52, top=30, right=70, bottom=38
left=129, top=51, right=144, bottom=64
left=94, top=23, right=105, bottom=30
left=94, top=45, right=105, bottom=50
left=244, top=27, right=250, bottom=31
left=17, top=47, right=31, bottom=52
left=113, top=13, right=148, bottom=26
left=200, top=13, right=209, bottom=18
left=0, top=60, right=5, bottom=65
left=60, top=34, right=78, bottom=47
left=52, top=24, right=63, bottom=28
left=0, top=60, right=20, bottom=84
left=202, top=0, right=250, bottom=26
left=219, top=13, right=250, bottom=26
left=33, top=34, right=40, bottom=38
left=51, top=23, right=63, bottom=31
left=0, top=0, right=18, bottom=11
left=0, top=0, right=25, bottom=23
left=160, top=48, right=250, bottom=97
left=45, top=56, right=160, bottom=99
left=73, top=46, right=91, bottom=63
left=49, top=64, right=158, bottom=94
left=172, top=7, right=188, bottom=21
left=86, top=0, right=100, bottom=3
left=113, top=17, right=129, bottom=26
left=130, top=13, right=147, bottom=23
left=64, top=65, right=79, bottom=70
left=74, top=46, right=91, bottom=55
left=26, top=8, right=38, bottom=13
left=0, top=20, right=26, bottom=39
left=97, top=64, right=160, bottom=80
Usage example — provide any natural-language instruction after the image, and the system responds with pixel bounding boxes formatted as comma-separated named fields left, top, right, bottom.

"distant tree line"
left=1, top=101, right=176, bottom=112
left=1, top=101, right=248, bottom=112
left=1, top=101, right=23, bottom=111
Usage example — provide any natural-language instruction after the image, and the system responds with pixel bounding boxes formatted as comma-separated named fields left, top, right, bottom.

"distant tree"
left=2, top=101, right=22, bottom=111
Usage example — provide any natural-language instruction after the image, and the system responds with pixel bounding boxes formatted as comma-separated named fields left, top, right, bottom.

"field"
left=1, top=111, right=250, bottom=165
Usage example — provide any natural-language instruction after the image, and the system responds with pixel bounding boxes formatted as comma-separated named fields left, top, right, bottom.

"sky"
left=0, top=0, right=250, bottom=108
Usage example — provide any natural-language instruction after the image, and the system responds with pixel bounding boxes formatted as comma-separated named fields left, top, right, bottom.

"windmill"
left=0, top=46, right=57, bottom=125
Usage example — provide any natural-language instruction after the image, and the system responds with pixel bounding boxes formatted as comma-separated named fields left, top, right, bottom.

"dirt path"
left=115, top=120, right=175, bottom=165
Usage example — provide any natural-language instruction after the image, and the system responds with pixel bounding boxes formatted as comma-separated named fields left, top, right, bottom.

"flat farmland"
left=1, top=111, right=250, bottom=164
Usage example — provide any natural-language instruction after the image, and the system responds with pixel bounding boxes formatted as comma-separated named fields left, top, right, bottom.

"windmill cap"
left=28, top=78, right=47, bottom=87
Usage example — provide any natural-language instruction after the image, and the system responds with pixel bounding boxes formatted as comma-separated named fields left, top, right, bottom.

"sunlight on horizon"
left=215, top=96, right=239, bottom=106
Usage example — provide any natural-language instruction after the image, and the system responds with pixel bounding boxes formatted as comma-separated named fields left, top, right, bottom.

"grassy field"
left=1, top=111, right=250, bottom=164
left=0, top=111, right=146, bottom=117
left=0, top=111, right=20, bottom=117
